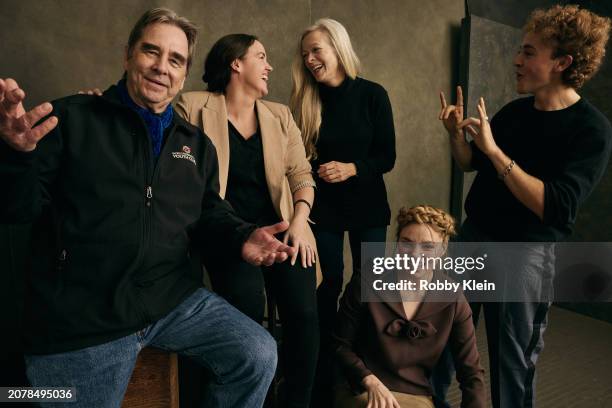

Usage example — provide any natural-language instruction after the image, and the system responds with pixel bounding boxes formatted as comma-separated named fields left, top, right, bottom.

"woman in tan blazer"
left=175, top=34, right=319, bottom=408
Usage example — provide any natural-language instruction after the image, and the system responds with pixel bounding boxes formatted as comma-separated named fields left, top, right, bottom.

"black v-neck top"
left=224, top=121, right=279, bottom=226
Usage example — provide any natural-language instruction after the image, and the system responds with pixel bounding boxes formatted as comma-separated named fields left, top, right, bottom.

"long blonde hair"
left=290, top=18, right=361, bottom=159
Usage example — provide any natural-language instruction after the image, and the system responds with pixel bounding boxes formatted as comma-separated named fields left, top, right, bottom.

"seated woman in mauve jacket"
left=333, top=205, right=485, bottom=408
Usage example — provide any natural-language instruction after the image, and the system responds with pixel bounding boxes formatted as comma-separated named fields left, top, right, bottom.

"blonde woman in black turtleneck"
left=290, top=18, right=396, bottom=405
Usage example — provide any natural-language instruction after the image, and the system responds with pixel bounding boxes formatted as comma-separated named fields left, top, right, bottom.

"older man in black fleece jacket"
left=0, top=8, right=295, bottom=408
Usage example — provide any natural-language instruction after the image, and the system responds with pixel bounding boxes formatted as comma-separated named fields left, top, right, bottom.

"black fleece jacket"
left=0, top=85, right=255, bottom=354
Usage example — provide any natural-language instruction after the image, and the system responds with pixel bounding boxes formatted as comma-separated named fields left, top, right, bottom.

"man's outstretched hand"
left=241, top=221, right=297, bottom=266
left=0, top=78, right=58, bottom=152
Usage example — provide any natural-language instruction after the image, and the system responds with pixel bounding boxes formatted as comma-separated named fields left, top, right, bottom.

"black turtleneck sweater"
left=465, top=96, right=612, bottom=241
left=311, top=77, right=396, bottom=231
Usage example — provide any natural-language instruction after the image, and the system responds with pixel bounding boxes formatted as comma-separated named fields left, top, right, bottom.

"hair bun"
left=396, top=205, right=457, bottom=241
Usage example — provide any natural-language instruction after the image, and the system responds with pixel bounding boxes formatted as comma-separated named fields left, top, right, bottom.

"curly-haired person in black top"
left=433, top=5, right=612, bottom=408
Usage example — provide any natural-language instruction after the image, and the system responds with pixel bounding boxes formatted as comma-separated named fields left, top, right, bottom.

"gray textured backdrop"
left=0, top=0, right=465, bottom=223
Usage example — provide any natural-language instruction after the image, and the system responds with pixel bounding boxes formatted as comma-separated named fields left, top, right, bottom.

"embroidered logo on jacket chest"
left=171, top=145, right=197, bottom=165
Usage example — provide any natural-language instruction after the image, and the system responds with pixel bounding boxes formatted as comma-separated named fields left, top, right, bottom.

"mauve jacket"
left=333, top=275, right=486, bottom=408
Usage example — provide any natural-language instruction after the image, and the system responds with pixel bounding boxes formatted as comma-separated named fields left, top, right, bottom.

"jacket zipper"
left=145, top=186, right=152, bottom=207
left=135, top=117, right=155, bottom=321
left=142, top=123, right=154, bottom=249
left=57, top=249, right=67, bottom=272
left=136, top=119, right=177, bottom=318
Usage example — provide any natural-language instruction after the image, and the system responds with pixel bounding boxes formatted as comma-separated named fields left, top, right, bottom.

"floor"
left=446, top=306, right=612, bottom=407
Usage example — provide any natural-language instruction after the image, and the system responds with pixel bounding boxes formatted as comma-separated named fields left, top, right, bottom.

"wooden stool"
left=122, top=347, right=179, bottom=408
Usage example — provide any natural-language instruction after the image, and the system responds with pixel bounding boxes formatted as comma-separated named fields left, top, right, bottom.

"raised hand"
left=0, top=78, right=58, bottom=152
left=457, top=97, right=499, bottom=156
left=241, top=221, right=298, bottom=266
left=439, top=85, right=464, bottom=138
left=77, top=88, right=102, bottom=96
left=317, top=161, right=356, bottom=183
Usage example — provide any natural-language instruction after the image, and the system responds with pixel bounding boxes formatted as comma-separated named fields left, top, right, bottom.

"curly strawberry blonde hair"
left=396, top=205, right=457, bottom=243
left=524, top=5, right=611, bottom=89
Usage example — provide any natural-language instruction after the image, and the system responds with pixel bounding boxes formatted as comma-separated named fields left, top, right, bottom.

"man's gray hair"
left=127, top=8, right=198, bottom=70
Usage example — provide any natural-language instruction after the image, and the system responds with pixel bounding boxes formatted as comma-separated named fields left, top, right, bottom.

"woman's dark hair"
left=202, top=33, right=258, bottom=92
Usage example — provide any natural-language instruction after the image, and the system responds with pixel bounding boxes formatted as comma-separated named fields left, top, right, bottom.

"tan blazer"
left=176, top=91, right=321, bottom=286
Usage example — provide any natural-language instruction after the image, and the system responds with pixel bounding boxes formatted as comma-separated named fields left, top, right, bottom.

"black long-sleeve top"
left=465, top=96, right=612, bottom=241
left=225, top=122, right=278, bottom=226
left=311, top=77, right=396, bottom=231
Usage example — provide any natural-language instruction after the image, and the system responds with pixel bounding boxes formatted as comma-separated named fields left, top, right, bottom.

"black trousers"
left=430, top=219, right=553, bottom=408
left=205, top=251, right=319, bottom=408
left=311, top=226, right=387, bottom=407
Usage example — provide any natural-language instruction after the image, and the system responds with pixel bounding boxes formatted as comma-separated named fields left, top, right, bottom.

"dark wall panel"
left=460, top=15, right=522, bottom=216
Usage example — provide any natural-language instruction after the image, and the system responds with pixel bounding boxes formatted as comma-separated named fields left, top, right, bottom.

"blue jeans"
left=25, top=288, right=277, bottom=408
